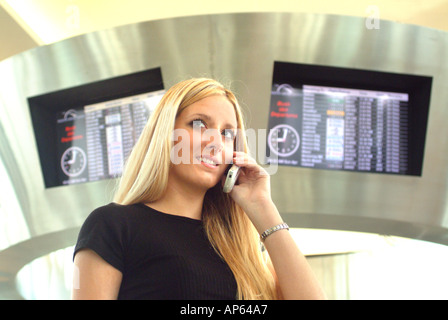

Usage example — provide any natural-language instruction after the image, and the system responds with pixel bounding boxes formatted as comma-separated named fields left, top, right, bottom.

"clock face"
left=268, top=124, right=300, bottom=157
left=61, top=146, right=87, bottom=177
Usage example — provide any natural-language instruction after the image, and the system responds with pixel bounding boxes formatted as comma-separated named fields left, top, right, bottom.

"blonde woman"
left=72, top=78, right=325, bottom=300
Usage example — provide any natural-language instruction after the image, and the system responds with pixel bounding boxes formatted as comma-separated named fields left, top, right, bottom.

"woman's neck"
left=145, top=180, right=206, bottom=220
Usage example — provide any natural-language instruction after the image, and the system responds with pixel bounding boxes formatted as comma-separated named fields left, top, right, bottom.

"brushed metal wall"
left=0, top=12, right=447, bottom=298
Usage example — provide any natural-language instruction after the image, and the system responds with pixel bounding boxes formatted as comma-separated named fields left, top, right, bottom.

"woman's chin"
left=192, top=174, right=222, bottom=191
left=199, top=179, right=222, bottom=191
left=194, top=167, right=225, bottom=189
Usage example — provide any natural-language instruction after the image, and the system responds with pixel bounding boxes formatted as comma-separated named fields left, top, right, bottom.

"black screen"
left=29, top=68, right=164, bottom=188
left=267, top=62, right=432, bottom=176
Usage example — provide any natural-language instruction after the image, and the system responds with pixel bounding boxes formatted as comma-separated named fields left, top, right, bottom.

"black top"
left=74, top=203, right=237, bottom=300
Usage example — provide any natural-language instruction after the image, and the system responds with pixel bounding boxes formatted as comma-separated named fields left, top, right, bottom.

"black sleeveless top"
left=74, top=203, right=237, bottom=300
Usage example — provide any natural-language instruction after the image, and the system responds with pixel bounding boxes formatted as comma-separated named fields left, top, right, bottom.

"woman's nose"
left=202, top=129, right=224, bottom=153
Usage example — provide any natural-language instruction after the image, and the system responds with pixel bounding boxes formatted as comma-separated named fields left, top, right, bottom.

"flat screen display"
left=29, top=68, right=164, bottom=188
left=55, top=92, right=163, bottom=186
left=267, top=62, right=432, bottom=176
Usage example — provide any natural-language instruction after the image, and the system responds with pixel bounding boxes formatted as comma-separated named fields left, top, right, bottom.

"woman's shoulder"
left=84, top=202, right=148, bottom=226
left=77, top=203, right=150, bottom=247
left=85, top=202, right=202, bottom=229
left=90, top=202, right=135, bottom=215
left=87, top=202, right=127, bottom=219
left=74, top=203, right=144, bottom=270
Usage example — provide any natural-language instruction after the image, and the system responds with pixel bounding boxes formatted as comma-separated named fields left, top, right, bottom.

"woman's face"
left=170, top=95, right=238, bottom=193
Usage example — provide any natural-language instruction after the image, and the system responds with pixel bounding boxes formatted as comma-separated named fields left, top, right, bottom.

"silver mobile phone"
left=223, top=164, right=240, bottom=193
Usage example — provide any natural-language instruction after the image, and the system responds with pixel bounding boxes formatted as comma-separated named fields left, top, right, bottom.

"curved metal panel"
left=0, top=13, right=447, bottom=298
left=209, top=13, right=448, bottom=238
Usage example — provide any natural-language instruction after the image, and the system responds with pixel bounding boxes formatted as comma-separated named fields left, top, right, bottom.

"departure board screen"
left=55, top=91, right=164, bottom=185
left=267, top=62, right=432, bottom=176
left=28, top=67, right=164, bottom=188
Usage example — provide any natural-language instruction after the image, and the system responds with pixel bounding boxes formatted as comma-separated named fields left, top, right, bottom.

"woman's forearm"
left=251, top=201, right=326, bottom=300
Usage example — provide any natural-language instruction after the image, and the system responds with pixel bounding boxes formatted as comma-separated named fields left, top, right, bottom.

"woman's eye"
left=191, top=119, right=235, bottom=141
left=192, top=119, right=206, bottom=129
left=223, top=129, right=236, bottom=141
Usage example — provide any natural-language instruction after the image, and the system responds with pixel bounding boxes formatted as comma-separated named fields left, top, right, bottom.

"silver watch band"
left=260, top=223, right=289, bottom=242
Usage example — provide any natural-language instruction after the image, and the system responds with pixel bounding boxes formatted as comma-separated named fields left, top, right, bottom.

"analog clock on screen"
left=268, top=124, right=300, bottom=157
left=61, top=146, right=87, bottom=177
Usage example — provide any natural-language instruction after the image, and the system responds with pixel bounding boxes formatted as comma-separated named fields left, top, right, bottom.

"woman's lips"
left=196, top=155, right=219, bottom=168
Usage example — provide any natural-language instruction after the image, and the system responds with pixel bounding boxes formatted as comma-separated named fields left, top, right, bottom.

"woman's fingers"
left=233, top=152, right=269, bottom=176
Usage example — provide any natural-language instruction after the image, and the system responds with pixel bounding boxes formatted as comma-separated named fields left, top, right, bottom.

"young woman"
left=72, top=78, right=325, bottom=300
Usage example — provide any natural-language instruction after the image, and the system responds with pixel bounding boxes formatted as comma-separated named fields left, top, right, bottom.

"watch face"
left=61, top=146, right=87, bottom=177
left=268, top=124, right=300, bottom=157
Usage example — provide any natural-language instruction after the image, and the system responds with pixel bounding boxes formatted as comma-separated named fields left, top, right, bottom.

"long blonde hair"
left=114, top=78, right=277, bottom=299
